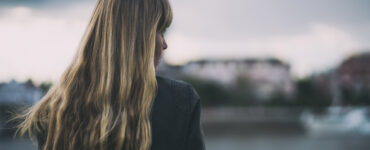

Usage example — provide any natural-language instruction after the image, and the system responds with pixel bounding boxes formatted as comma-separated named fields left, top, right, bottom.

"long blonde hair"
left=15, top=0, right=172, bottom=149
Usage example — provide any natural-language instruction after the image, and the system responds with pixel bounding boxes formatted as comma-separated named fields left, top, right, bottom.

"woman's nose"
left=162, top=40, right=168, bottom=50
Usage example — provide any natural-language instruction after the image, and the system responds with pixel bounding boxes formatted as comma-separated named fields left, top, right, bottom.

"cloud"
left=164, top=23, right=368, bottom=77
left=259, top=23, right=364, bottom=77
left=170, top=0, right=370, bottom=41
left=0, top=0, right=94, bottom=5
left=165, top=0, right=370, bottom=77
left=1, top=0, right=370, bottom=82
left=0, top=6, right=92, bottom=82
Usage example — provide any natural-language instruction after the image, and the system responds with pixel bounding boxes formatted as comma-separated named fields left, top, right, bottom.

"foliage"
left=40, top=81, right=53, bottom=93
left=293, top=78, right=332, bottom=107
left=181, top=76, right=336, bottom=107
left=341, top=87, right=370, bottom=105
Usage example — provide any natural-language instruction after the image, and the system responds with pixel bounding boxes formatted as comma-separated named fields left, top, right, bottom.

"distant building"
left=312, top=52, right=370, bottom=105
left=157, top=58, right=295, bottom=101
left=338, top=52, right=370, bottom=90
left=0, top=79, right=43, bottom=105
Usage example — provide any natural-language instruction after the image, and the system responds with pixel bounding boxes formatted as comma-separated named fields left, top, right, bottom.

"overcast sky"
left=1, top=0, right=369, bottom=83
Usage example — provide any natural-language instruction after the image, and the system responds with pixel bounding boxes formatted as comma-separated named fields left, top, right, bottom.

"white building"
left=180, top=58, right=295, bottom=101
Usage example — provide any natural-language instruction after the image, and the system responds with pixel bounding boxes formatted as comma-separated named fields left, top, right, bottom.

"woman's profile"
left=14, top=0, right=206, bottom=150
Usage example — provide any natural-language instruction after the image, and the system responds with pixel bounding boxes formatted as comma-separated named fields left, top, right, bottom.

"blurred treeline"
left=181, top=76, right=369, bottom=107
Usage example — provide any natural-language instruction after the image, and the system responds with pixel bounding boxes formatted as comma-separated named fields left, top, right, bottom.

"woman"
left=15, top=0, right=206, bottom=150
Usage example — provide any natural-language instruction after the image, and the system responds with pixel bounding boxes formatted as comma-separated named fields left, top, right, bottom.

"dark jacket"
left=36, top=75, right=206, bottom=150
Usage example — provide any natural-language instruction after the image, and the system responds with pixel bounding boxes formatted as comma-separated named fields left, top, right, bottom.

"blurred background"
left=1, top=0, right=370, bottom=150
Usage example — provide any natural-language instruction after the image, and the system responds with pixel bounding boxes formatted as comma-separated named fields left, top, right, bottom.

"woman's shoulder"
left=155, top=75, right=200, bottom=113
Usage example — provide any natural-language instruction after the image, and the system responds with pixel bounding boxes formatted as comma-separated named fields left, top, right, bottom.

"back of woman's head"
left=15, top=0, right=172, bottom=150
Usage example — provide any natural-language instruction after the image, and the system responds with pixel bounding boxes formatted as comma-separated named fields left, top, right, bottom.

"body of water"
left=2, top=107, right=370, bottom=150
